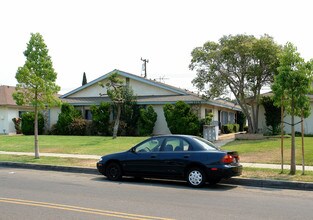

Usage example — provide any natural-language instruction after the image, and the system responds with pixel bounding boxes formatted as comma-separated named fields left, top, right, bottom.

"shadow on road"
left=91, top=176, right=238, bottom=191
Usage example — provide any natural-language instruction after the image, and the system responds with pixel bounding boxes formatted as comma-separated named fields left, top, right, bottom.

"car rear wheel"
left=106, top=162, right=122, bottom=181
left=187, top=168, right=206, bottom=188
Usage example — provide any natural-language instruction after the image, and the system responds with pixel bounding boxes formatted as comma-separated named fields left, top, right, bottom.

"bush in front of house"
left=21, top=112, right=44, bottom=135
left=233, top=124, right=240, bottom=132
left=68, top=118, right=88, bottom=135
left=138, top=105, right=157, bottom=136
left=237, top=111, right=246, bottom=132
left=56, top=103, right=82, bottom=135
left=163, top=101, right=200, bottom=135
left=90, top=102, right=111, bottom=135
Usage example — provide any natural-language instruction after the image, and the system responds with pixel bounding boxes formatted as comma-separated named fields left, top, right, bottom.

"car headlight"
left=98, top=157, right=103, bottom=162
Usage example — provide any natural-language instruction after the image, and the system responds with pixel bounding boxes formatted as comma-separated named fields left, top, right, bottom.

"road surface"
left=1, top=167, right=313, bottom=220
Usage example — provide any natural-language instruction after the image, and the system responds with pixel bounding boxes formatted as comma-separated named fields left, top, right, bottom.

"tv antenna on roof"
left=141, top=57, right=149, bottom=78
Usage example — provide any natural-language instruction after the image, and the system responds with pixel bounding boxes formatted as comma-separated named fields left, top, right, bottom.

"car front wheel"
left=187, top=168, right=206, bottom=187
left=106, top=162, right=122, bottom=181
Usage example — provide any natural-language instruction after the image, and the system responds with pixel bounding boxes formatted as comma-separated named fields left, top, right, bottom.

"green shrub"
left=244, top=126, right=248, bottom=132
left=56, top=103, right=82, bottom=135
left=237, top=111, right=246, bottom=132
left=90, top=102, right=110, bottom=135
left=233, top=124, right=240, bottom=132
left=69, top=118, right=88, bottom=136
left=163, top=101, right=200, bottom=135
left=138, top=105, right=157, bottom=136
left=21, top=112, right=44, bottom=135
left=222, top=124, right=234, bottom=134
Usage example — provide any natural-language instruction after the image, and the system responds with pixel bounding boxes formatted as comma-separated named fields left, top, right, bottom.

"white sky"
left=1, top=0, right=313, bottom=95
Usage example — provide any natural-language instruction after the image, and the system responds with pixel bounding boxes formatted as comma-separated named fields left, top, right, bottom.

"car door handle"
left=184, top=155, right=190, bottom=158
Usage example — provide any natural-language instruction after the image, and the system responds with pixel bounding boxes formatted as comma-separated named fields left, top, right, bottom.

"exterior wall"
left=49, top=107, right=61, bottom=128
left=0, top=107, right=7, bottom=134
left=258, top=102, right=313, bottom=135
left=283, top=102, right=313, bottom=135
left=152, top=104, right=171, bottom=135
left=129, top=79, right=176, bottom=96
left=68, top=77, right=177, bottom=98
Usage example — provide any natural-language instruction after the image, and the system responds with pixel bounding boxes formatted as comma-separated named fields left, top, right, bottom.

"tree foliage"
left=100, top=72, right=137, bottom=138
left=56, top=103, right=82, bottom=135
left=261, top=96, right=281, bottom=135
left=138, top=105, right=157, bottom=136
left=13, top=33, right=60, bottom=158
left=90, top=102, right=111, bottom=135
left=190, top=34, right=281, bottom=133
left=272, top=42, right=313, bottom=174
left=82, top=72, right=87, bottom=86
left=163, top=101, right=200, bottom=135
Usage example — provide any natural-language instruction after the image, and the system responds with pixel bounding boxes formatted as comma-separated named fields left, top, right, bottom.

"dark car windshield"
left=192, top=137, right=220, bottom=151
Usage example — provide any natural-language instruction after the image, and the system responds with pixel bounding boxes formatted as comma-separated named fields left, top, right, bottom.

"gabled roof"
left=59, top=69, right=241, bottom=111
left=60, top=69, right=189, bottom=98
left=0, top=85, right=17, bottom=106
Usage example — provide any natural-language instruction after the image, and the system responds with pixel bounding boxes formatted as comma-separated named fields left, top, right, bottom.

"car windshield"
left=192, top=137, right=220, bottom=151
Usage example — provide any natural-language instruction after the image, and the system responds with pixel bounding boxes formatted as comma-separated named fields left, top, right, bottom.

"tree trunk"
left=112, top=104, right=121, bottom=139
left=34, top=105, right=40, bottom=159
left=281, top=97, right=284, bottom=173
left=290, top=97, right=296, bottom=175
left=301, top=112, right=305, bottom=175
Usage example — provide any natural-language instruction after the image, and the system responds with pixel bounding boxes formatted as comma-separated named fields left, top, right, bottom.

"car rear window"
left=192, top=137, right=220, bottom=151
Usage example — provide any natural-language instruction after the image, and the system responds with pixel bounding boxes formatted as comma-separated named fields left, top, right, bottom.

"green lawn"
left=222, top=137, right=313, bottom=166
left=0, top=135, right=147, bottom=155
left=1, top=135, right=313, bottom=182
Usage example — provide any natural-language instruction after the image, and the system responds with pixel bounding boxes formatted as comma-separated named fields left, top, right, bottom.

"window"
left=85, top=110, right=92, bottom=120
left=135, top=137, right=164, bottom=153
left=162, top=137, right=190, bottom=152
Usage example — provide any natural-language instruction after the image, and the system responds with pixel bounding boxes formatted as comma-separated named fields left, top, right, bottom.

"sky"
left=1, top=0, right=313, bottom=95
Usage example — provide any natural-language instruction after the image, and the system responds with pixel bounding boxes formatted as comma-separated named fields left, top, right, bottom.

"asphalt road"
left=1, top=167, right=313, bottom=220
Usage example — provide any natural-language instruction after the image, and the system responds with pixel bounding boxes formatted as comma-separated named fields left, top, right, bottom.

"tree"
left=82, top=72, right=87, bottom=86
left=272, top=42, right=313, bottom=175
left=163, top=101, right=200, bottom=135
left=138, top=105, right=157, bottom=136
left=190, top=34, right=281, bottom=133
left=100, top=72, right=136, bottom=139
left=13, top=33, right=60, bottom=159
left=261, top=96, right=281, bottom=135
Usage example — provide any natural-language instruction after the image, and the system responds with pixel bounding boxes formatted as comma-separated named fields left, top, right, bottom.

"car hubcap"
left=189, top=170, right=202, bottom=186
left=110, top=167, right=118, bottom=178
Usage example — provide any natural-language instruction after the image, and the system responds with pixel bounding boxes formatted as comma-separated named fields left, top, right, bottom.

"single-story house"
left=1, top=69, right=241, bottom=135
left=249, top=92, right=313, bottom=135
left=58, top=69, right=241, bottom=135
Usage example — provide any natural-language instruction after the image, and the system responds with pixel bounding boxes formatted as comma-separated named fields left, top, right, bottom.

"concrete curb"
left=1, top=162, right=313, bottom=191
left=222, top=177, right=313, bottom=191
left=0, top=162, right=99, bottom=175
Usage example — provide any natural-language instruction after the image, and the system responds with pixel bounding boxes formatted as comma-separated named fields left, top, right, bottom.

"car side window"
left=135, top=137, right=164, bottom=153
left=162, top=138, right=190, bottom=152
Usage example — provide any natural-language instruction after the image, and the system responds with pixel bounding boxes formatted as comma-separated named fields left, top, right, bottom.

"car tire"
left=106, top=162, right=122, bottom=181
left=186, top=168, right=206, bottom=188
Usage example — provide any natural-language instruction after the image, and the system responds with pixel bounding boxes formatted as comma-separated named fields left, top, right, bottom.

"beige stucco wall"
left=49, top=107, right=61, bottom=128
left=152, top=105, right=171, bottom=135
left=68, top=77, right=176, bottom=98
left=283, top=102, right=313, bottom=135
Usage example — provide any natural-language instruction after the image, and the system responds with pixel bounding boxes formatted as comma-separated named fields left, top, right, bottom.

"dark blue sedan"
left=97, top=135, right=242, bottom=187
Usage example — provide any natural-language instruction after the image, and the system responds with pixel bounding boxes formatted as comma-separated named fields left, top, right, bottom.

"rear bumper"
left=206, top=164, right=243, bottom=179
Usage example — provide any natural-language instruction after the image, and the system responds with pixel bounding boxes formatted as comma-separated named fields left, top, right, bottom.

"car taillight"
left=221, top=154, right=234, bottom=164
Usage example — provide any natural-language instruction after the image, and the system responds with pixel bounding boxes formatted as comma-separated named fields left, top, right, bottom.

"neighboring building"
left=0, top=85, right=32, bottom=134
left=248, top=92, right=313, bottom=135
left=59, top=69, right=241, bottom=135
